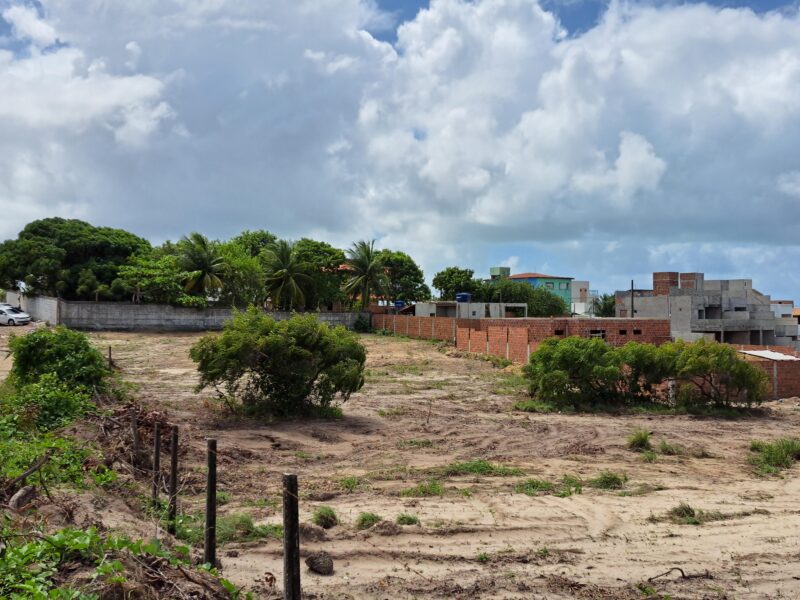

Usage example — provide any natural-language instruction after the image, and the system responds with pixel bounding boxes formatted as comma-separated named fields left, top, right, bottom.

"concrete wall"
left=5, top=293, right=367, bottom=331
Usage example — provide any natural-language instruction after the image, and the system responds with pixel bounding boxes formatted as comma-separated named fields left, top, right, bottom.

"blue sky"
left=2, top=0, right=800, bottom=299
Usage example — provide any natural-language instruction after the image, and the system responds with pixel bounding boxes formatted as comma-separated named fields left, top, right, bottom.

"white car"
left=0, top=306, right=31, bottom=326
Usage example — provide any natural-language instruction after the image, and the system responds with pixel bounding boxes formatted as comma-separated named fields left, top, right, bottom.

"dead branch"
left=4, top=451, right=51, bottom=496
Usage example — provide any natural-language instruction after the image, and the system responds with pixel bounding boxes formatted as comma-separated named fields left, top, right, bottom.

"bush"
left=353, top=314, right=371, bottom=333
left=3, top=373, right=93, bottom=432
left=396, top=513, right=419, bottom=525
left=749, top=438, right=800, bottom=475
left=312, top=506, right=339, bottom=529
left=355, top=512, right=382, bottom=530
left=8, top=326, right=109, bottom=390
left=627, top=429, right=652, bottom=452
left=190, top=309, right=366, bottom=416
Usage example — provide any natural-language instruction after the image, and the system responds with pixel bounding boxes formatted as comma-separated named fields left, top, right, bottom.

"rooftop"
left=509, top=272, right=573, bottom=280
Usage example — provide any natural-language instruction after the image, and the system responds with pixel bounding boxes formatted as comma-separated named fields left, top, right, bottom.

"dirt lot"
left=4, top=327, right=800, bottom=599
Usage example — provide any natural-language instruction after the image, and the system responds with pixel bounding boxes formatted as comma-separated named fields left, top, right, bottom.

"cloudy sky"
left=2, top=0, right=800, bottom=298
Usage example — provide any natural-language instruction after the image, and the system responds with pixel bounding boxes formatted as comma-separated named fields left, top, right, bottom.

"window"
left=633, top=329, right=642, bottom=335
left=559, top=282, right=568, bottom=290
left=554, top=329, right=565, bottom=335
left=619, top=330, right=627, bottom=335
left=546, top=282, right=554, bottom=289
left=698, top=309, right=705, bottom=319
left=734, top=306, right=746, bottom=312
left=589, top=329, right=606, bottom=339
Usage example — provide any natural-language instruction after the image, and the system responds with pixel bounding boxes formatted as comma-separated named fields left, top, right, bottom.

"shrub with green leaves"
left=190, top=309, right=366, bottom=416
left=312, top=506, right=339, bottom=529
left=355, top=512, right=382, bottom=530
left=8, top=326, right=109, bottom=390
left=3, top=373, right=93, bottom=432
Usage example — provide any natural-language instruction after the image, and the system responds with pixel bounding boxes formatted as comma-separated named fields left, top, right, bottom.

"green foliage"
left=217, top=242, right=268, bottom=308
left=526, top=286, right=570, bottom=317
left=512, top=399, right=556, bottom=413
left=230, top=229, right=277, bottom=257
left=377, top=249, right=430, bottom=302
left=178, top=232, right=227, bottom=297
left=396, top=438, right=433, bottom=449
left=664, top=502, right=725, bottom=525
left=658, top=440, right=685, bottom=456
left=9, top=326, right=109, bottom=390
left=432, top=267, right=477, bottom=300
left=293, top=238, right=347, bottom=310
left=440, top=459, right=522, bottom=477
left=749, top=438, right=800, bottom=475
left=0, top=435, right=89, bottom=489
left=591, top=293, right=617, bottom=317
left=190, top=310, right=366, bottom=416
left=4, top=374, right=93, bottom=432
left=627, top=429, right=652, bottom=452
left=343, top=240, right=387, bottom=310
left=514, top=475, right=583, bottom=497
left=353, top=314, right=371, bottom=333
left=476, top=552, right=490, bottom=564
left=524, top=337, right=768, bottom=411
left=312, top=506, right=339, bottom=529
left=339, top=476, right=362, bottom=492
left=263, top=240, right=313, bottom=310
left=641, top=450, right=658, bottom=463
left=588, top=470, right=627, bottom=490
left=355, top=512, right=382, bottom=530
left=400, top=479, right=444, bottom=497
left=117, top=253, right=189, bottom=304
left=0, top=217, right=150, bottom=300
left=396, top=513, right=419, bottom=525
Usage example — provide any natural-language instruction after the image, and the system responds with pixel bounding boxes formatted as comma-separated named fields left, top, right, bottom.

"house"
left=508, top=272, right=573, bottom=305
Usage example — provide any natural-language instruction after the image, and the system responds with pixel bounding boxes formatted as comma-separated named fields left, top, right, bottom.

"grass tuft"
left=396, top=513, right=419, bottom=526
left=513, top=399, right=556, bottom=413
left=396, top=439, right=433, bottom=449
left=400, top=479, right=444, bottom=497
left=311, top=506, right=339, bottom=529
left=588, top=470, right=627, bottom=490
left=627, top=429, right=652, bottom=452
left=749, top=438, right=800, bottom=475
left=355, top=512, right=382, bottom=530
left=339, top=475, right=362, bottom=492
left=641, top=450, right=657, bottom=463
left=440, top=459, right=523, bottom=477
left=658, top=440, right=685, bottom=456
left=514, top=479, right=555, bottom=495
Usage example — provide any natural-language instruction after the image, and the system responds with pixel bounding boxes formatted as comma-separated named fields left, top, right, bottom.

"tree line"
left=0, top=218, right=569, bottom=315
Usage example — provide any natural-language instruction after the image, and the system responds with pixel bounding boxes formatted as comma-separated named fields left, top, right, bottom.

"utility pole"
left=630, top=280, right=635, bottom=317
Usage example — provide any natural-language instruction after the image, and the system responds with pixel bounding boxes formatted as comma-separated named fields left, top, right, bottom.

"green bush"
left=749, top=438, right=800, bottom=475
left=353, top=314, right=371, bottom=333
left=396, top=513, right=419, bottom=525
left=8, top=326, right=109, bottom=390
left=190, top=309, right=366, bottom=416
left=312, top=506, right=339, bottom=529
left=355, top=512, right=382, bottom=530
left=3, top=374, right=93, bottom=432
left=627, top=429, right=652, bottom=452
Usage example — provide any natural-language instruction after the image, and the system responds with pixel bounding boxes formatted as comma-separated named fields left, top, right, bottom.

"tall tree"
left=377, top=250, right=431, bottom=302
left=342, top=240, right=386, bottom=310
left=591, top=293, right=617, bottom=317
left=217, top=242, right=268, bottom=308
left=178, top=232, right=227, bottom=298
left=431, top=267, right=477, bottom=300
left=528, top=287, right=569, bottom=317
left=294, top=238, right=346, bottom=310
left=229, top=229, right=277, bottom=257
left=263, top=240, right=313, bottom=310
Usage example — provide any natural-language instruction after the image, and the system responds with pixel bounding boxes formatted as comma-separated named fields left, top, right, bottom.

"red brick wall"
left=508, top=327, right=530, bottom=364
left=469, top=330, right=488, bottom=354
left=488, top=326, right=508, bottom=359
left=456, top=327, right=470, bottom=351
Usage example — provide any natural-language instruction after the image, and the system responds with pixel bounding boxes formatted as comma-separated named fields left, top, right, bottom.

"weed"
left=456, top=487, right=473, bottom=497
left=513, top=399, right=556, bottom=413
left=377, top=407, right=408, bottom=419
left=396, top=513, right=419, bottom=526
left=216, top=491, right=231, bottom=505
left=440, top=459, right=523, bottom=477
left=627, top=429, right=652, bottom=452
left=658, top=440, right=685, bottom=456
left=339, top=476, right=362, bottom=492
left=534, top=546, right=550, bottom=558
left=243, top=497, right=279, bottom=510
left=641, top=450, right=658, bottom=463
left=636, top=582, right=658, bottom=596
left=477, top=552, right=490, bottom=564
left=588, top=471, right=627, bottom=490
left=394, top=363, right=425, bottom=376
left=492, top=373, right=528, bottom=395
left=311, top=506, right=339, bottom=529
left=514, top=479, right=555, bottom=495
left=175, top=512, right=281, bottom=545
left=749, top=438, right=800, bottom=475
left=355, top=512, right=382, bottom=530
left=400, top=479, right=444, bottom=497
left=558, top=474, right=584, bottom=497
left=294, top=450, right=315, bottom=461
left=663, top=502, right=726, bottom=525
left=396, top=439, right=433, bottom=449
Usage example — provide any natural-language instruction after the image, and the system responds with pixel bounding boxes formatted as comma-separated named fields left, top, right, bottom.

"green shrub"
left=588, top=470, right=627, bottom=490
left=749, top=438, right=800, bottom=475
left=627, top=429, right=652, bottom=452
left=440, top=459, right=522, bottom=477
left=400, top=479, right=443, bottom=497
left=312, top=506, right=339, bottom=529
left=514, top=479, right=555, bottom=495
left=355, top=512, right=382, bottom=530
left=658, top=440, right=684, bottom=456
left=641, top=450, right=658, bottom=463
left=339, top=475, right=361, bottom=492
left=353, top=314, right=371, bottom=333
left=3, top=373, right=93, bottom=432
left=190, top=309, right=366, bottom=416
left=396, top=513, right=419, bottom=525
left=0, top=435, right=89, bottom=488
left=8, top=326, right=109, bottom=390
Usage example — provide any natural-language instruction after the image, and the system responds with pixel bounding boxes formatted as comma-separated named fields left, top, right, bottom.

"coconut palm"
left=342, top=240, right=387, bottom=310
left=178, top=232, right=226, bottom=297
left=263, top=240, right=313, bottom=310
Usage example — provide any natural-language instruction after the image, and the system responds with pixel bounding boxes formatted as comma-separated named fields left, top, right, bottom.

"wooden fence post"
left=167, top=426, right=179, bottom=534
left=204, top=439, right=217, bottom=566
left=152, top=423, right=161, bottom=507
left=283, top=473, right=300, bottom=600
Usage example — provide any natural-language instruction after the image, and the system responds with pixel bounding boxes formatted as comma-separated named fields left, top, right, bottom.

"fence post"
left=204, top=439, right=217, bottom=566
left=108, top=346, right=112, bottom=369
left=168, top=426, right=179, bottom=534
left=152, top=423, right=161, bottom=507
left=283, top=473, right=300, bottom=600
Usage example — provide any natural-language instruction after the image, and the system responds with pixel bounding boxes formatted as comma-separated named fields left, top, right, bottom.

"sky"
left=2, top=0, right=800, bottom=298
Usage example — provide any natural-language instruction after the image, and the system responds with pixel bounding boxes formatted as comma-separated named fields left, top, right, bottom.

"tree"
left=528, top=287, right=569, bottom=317
left=118, top=254, right=190, bottom=305
left=190, top=309, right=366, bottom=416
left=431, top=267, right=477, bottom=300
left=377, top=250, right=430, bottom=302
left=294, top=238, right=346, bottom=310
left=229, top=229, right=277, bottom=257
left=0, top=218, right=149, bottom=299
left=263, top=240, right=313, bottom=310
left=591, top=293, right=617, bottom=317
left=178, top=232, right=227, bottom=298
left=342, top=240, right=387, bottom=310
left=217, top=242, right=268, bottom=308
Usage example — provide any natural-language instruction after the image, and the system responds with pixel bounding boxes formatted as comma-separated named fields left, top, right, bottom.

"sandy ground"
left=5, top=326, right=800, bottom=599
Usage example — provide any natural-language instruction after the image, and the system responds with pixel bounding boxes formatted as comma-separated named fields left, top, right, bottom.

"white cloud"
left=1, top=0, right=800, bottom=298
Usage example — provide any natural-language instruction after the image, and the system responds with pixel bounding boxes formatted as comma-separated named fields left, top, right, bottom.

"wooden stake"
left=151, top=422, right=161, bottom=507
left=167, top=426, right=179, bottom=535
left=204, top=438, right=217, bottom=567
left=283, top=473, right=300, bottom=600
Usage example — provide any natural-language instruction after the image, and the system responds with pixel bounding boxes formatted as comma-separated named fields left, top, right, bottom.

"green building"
left=508, top=272, right=573, bottom=305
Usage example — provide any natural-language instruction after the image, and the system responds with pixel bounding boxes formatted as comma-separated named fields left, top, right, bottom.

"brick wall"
left=488, top=326, right=508, bottom=359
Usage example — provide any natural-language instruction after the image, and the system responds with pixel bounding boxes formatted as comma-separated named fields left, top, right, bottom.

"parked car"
left=0, top=306, right=31, bottom=326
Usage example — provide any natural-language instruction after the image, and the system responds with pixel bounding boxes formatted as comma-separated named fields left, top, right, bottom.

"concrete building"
left=615, top=272, right=799, bottom=347
left=508, top=272, right=573, bottom=305
left=414, top=301, right=528, bottom=319
left=570, top=280, right=598, bottom=316
left=489, top=266, right=511, bottom=280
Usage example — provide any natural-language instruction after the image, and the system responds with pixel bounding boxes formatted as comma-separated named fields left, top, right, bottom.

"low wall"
left=5, top=293, right=367, bottom=331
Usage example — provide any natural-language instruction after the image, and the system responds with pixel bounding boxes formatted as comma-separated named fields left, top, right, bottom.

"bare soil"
left=6, top=327, right=800, bottom=599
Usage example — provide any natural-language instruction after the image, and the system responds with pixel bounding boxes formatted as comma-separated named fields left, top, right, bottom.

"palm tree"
left=342, top=240, right=387, bottom=310
left=178, top=232, right=226, bottom=297
left=263, top=240, right=313, bottom=310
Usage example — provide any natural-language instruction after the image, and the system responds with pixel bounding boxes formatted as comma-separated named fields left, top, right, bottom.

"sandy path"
left=64, top=332, right=800, bottom=598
